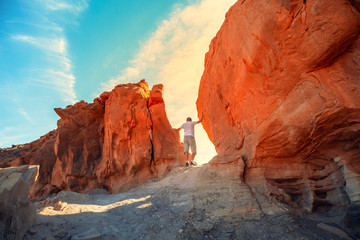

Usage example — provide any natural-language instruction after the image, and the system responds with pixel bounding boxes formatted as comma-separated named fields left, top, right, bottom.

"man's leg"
left=184, top=137, right=190, bottom=167
left=185, top=152, right=190, bottom=167
left=190, top=137, right=197, bottom=165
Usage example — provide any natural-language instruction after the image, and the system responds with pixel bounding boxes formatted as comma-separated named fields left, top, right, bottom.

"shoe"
left=186, top=162, right=189, bottom=167
left=190, top=161, right=195, bottom=166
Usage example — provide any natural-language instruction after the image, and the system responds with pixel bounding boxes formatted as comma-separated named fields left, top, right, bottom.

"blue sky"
left=0, top=0, right=236, bottom=164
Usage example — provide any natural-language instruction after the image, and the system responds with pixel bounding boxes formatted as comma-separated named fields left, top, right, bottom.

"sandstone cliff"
left=197, top=0, right=360, bottom=211
left=96, top=81, right=184, bottom=193
left=0, top=80, right=184, bottom=198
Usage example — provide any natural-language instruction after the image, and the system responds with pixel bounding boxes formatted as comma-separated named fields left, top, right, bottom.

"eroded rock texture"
left=197, top=0, right=360, bottom=211
left=0, top=80, right=184, bottom=198
left=0, top=165, right=39, bottom=240
left=97, top=81, right=184, bottom=193
left=52, top=99, right=105, bottom=193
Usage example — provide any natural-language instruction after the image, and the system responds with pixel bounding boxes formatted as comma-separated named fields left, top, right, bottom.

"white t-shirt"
left=180, top=121, right=197, bottom=137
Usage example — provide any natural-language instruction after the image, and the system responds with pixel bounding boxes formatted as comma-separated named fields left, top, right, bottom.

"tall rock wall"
left=197, top=0, right=360, bottom=211
left=96, top=81, right=184, bottom=192
left=0, top=80, right=184, bottom=198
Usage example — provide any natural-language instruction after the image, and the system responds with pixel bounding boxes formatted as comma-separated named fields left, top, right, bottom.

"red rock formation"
left=51, top=99, right=105, bottom=192
left=0, top=80, right=184, bottom=198
left=97, top=81, right=184, bottom=192
left=197, top=0, right=360, bottom=211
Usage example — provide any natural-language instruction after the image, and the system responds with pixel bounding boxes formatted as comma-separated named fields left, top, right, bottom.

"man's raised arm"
left=197, top=112, right=203, bottom=124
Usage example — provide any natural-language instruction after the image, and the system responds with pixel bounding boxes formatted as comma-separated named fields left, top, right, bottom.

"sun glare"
left=38, top=195, right=152, bottom=216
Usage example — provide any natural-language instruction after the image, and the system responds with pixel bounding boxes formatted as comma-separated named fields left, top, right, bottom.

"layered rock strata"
left=197, top=0, right=360, bottom=211
left=0, top=165, right=39, bottom=240
left=0, top=80, right=184, bottom=198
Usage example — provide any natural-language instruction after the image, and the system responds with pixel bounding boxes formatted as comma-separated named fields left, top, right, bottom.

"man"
left=178, top=113, right=203, bottom=167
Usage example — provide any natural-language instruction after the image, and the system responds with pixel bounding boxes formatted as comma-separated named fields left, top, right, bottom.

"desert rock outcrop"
left=96, top=81, right=184, bottom=193
left=197, top=0, right=360, bottom=211
left=0, top=165, right=39, bottom=240
left=0, top=80, right=184, bottom=198
left=51, top=98, right=105, bottom=194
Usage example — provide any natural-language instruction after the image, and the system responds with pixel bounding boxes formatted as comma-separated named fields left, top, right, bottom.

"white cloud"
left=12, top=33, right=77, bottom=103
left=10, top=0, right=90, bottom=105
left=0, top=0, right=90, bottom=148
left=12, top=34, right=67, bottom=54
left=38, top=0, right=89, bottom=13
left=18, top=108, right=32, bottom=122
left=47, top=70, right=77, bottom=103
left=11, top=34, right=33, bottom=42
left=100, top=0, right=237, bottom=164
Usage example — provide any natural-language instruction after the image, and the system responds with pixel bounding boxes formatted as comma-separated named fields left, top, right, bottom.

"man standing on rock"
left=177, top=113, right=203, bottom=167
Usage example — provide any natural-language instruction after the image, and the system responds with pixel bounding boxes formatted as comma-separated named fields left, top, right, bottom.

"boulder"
left=197, top=0, right=360, bottom=211
left=0, top=165, right=39, bottom=240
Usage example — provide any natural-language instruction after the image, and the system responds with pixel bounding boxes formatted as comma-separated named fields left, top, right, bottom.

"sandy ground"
left=24, top=165, right=360, bottom=240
